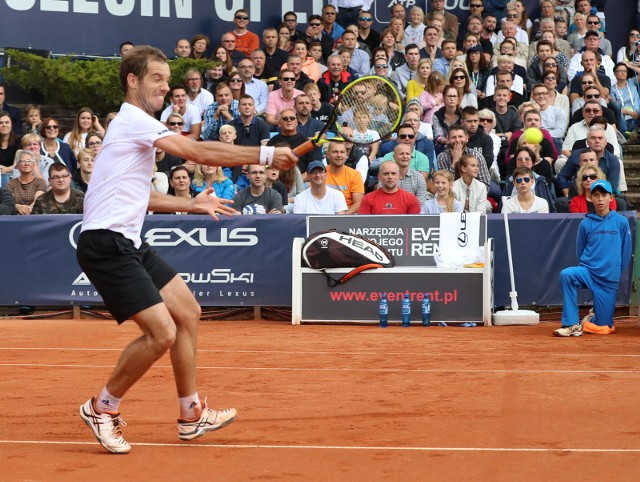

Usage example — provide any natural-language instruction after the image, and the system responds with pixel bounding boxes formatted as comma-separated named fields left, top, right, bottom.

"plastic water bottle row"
left=379, top=293, right=430, bottom=328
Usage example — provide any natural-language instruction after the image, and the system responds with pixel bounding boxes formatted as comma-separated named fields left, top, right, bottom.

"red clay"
left=2, top=317, right=640, bottom=481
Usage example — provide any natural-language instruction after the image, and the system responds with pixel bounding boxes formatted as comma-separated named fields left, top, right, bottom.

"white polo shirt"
left=160, top=103, right=201, bottom=133
left=82, top=103, right=175, bottom=247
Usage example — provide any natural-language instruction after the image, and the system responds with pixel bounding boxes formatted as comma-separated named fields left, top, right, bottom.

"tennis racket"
left=293, top=75, right=403, bottom=156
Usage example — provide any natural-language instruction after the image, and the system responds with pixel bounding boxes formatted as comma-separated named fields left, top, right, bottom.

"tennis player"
left=77, top=45, right=297, bottom=454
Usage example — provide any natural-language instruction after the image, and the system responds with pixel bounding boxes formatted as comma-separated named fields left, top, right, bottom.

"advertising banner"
left=0, top=1, right=632, bottom=59
left=0, top=215, right=306, bottom=307
left=0, top=212, right=635, bottom=308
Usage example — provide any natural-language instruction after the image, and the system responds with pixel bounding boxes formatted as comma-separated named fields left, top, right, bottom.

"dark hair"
left=283, top=11, right=297, bottom=19
left=448, top=124, right=468, bottom=137
left=48, top=162, right=69, bottom=177
left=169, top=85, right=187, bottom=97
left=514, top=146, right=538, bottom=165
left=119, top=45, right=167, bottom=94
left=461, top=106, right=479, bottom=118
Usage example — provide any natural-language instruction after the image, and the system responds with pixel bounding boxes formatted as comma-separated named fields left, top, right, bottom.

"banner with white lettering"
left=0, top=1, right=631, bottom=59
left=0, top=213, right=634, bottom=308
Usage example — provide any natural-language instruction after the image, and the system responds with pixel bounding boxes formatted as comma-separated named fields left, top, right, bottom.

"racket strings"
left=335, top=80, right=401, bottom=143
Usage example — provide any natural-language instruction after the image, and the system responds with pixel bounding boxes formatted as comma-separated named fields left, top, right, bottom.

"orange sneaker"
left=582, top=320, right=616, bottom=335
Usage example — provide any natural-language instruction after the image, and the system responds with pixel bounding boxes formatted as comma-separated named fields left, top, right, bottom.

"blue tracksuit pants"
left=560, top=266, right=617, bottom=328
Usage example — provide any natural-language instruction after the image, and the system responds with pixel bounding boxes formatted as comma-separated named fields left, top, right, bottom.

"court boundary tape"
left=2, top=362, right=640, bottom=374
left=1, top=439, right=639, bottom=452
left=3, top=347, right=640, bottom=358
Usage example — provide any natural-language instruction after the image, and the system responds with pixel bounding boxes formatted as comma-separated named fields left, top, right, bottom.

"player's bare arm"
left=154, top=135, right=298, bottom=171
left=148, top=189, right=235, bottom=220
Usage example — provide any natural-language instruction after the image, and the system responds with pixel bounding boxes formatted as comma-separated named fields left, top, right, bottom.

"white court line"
left=1, top=362, right=640, bottom=374
left=1, top=440, right=639, bottom=453
left=2, top=347, right=640, bottom=358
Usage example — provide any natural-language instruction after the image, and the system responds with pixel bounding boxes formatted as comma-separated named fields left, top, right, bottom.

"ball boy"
left=554, top=180, right=632, bottom=337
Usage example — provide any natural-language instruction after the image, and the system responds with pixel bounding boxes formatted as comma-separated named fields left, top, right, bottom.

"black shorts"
left=76, top=229, right=177, bottom=324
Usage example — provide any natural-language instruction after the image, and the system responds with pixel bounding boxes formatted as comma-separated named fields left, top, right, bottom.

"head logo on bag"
left=302, top=230, right=394, bottom=286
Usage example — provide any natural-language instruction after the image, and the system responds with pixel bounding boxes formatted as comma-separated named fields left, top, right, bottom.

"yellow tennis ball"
left=523, top=127, right=543, bottom=144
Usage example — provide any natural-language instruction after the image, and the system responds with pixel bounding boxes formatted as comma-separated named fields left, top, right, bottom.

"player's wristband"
left=259, top=146, right=275, bottom=166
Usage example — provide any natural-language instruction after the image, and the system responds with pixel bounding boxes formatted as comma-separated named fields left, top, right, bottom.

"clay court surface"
left=3, top=316, right=640, bottom=481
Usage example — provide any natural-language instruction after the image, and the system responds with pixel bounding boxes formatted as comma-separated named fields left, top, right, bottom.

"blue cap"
left=590, top=179, right=612, bottom=194
left=306, top=160, right=326, bottom=173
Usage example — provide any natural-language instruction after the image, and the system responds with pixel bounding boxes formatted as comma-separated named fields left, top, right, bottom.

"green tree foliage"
left=1, top=50, right=213, bottom=114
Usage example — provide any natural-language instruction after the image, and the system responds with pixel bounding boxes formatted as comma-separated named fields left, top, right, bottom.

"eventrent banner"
left=0, top=213, right=635, bottom=308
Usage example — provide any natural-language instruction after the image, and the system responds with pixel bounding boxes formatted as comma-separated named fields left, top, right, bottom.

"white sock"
left=95, top=387, right=122, bottom=413
left=179, top=393, right=201, bottom=420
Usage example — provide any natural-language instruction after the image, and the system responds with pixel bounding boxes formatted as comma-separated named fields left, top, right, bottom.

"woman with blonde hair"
left=406, top=58, right=433, bottom=102
left=63, top=107, right=104, bottom=156
left=570, top=164, right=616, bottom=213
left=421, top=170, right=462, bottom=213
left=389, top=17, right=406, bottom=51
left=192, top=164, right=234, bottom=199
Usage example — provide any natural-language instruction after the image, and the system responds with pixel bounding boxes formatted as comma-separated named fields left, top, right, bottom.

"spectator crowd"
left=0, top=0, right=638, bottom=216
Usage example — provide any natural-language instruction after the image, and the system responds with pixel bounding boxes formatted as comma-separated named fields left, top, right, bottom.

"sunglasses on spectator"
left=168, top=121, right=184, bottom=126
left=398, top=133, right=415, bottom=139
left=359, top=17, right=372, bottom=21
left=544, top=63, right=557, bottom=67
left=582, top=174, right=598, bottom=181
left=452, top=75, right=466, bottom=80
left=281, top=116, right=297, bottom=122
left=507, top=14, right=517, bottom=18
left=229, top=78, right=243, bottom=83
left=470, top=3, right=483, bottom=7
left=581, top=80, right=594, bottom=85
left=282, top=77, right=296, bottom=81
left=479, top=118, right=492, bottom=122
left=50, top=174, right=70, bottom=181
left=235, top=15, right=249, bottom=20
left=584, top=108, right=601, bottom=114
left=585, top=93, right=600, bottom=99
left=587, top=20, right=600, bottom=25
left=309, top=22, right=321, bottom=26
left=374, top=64, right=388, bottom=69
left=45, top=125, right=59, bottom=129
left=515, top=177, right=531, bottom=183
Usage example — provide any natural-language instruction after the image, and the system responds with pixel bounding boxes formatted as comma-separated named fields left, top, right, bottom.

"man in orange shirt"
left=231, top=9, right=259, bottom=57
left=324, top=141, right=364, bottom=214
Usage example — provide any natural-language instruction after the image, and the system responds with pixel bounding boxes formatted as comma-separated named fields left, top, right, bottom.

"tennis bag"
left=302, top=230, right=394, bottom=286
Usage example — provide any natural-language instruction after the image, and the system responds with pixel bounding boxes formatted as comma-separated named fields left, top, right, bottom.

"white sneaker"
left=553, top=323, right=583, bottom=337
left=178, top=398, right=237, bottom=441
left=79, top=397, right=130, bottom=454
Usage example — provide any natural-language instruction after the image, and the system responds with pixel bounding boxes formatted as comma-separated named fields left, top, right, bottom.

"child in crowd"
left=453, top=154, right=488, bottom=213
left=421, top=169, right=463, bottom=214
left=420, top=71, right=445, bottom=124
left=352, top=108, right=380, bottom=162
left=554, top=180, right=632, bottom=337
left=501, top=166, right=550, bottom=213
left=23, top=105, right=41, bottom=135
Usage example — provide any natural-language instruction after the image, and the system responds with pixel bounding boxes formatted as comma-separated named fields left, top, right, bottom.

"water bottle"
left=379, top=293, right=388, bottom=328
left=401, top=293, right=411, bottom=327
left=421, top=294, right=431, bottom=327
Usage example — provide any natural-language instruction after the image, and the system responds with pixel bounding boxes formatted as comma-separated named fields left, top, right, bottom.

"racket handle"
left=292, top=139, right=318, bottom=157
